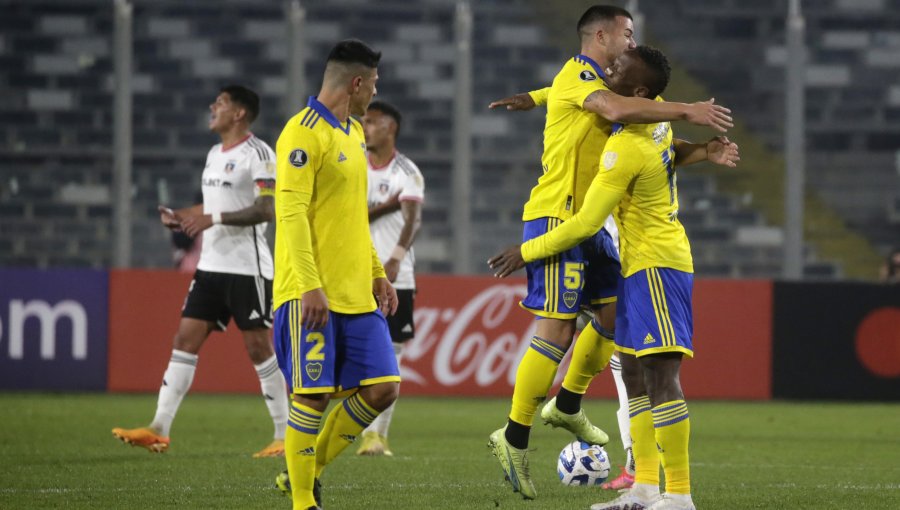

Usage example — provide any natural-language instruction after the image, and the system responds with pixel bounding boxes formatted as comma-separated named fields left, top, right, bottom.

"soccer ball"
left=557, top=440, right=611, bottom=486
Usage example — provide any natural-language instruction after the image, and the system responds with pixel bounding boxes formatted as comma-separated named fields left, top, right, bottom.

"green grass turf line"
left=0, top=394, right=898, bottom=509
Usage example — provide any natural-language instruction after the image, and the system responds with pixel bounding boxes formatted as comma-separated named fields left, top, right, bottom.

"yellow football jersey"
left=523, top=55, right=613, bottom=222
left=521, top=117, right=693, bottom=277
left=273, top=96, right=386, bottom=313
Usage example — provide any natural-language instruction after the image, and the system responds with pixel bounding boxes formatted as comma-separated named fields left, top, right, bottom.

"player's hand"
left=180, top=214, right=214, bottom=238
left=686, top=98, right=733, bottom=133
left=373, top=277, right=399, bottom=316
left=707, top=136, right=740, bottom=168
left=159, top=205, right=182, bottom=230
left=488, top=244, right=526, bottom=278
left=489, top=93, right=536, bottom=111
left=301, top=288, right=329, bottom=330
left=384, top=258, right=401, bottom=283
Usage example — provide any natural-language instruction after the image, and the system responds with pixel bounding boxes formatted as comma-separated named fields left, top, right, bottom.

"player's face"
left=363, top=109, right=393, bottom=150
left=208, top=92, right=239, bottom=133
left=350, top=69, right=378, bottom=117
left=605, top=52, right=643, bottom=98
left=603, top=16, right=637, bottom=61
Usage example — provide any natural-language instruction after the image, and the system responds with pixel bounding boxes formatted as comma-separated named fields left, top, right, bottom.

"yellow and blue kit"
left=521, top=117, right=695, bottom=357
left=273, top=96, right=400, bottom=393
left=520, top=54, right=621, bottom=319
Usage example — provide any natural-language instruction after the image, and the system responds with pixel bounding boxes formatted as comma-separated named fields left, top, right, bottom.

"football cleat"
left=111, top=427, right=170, bottom=453
left=253, top=439, right=285, bottom=458
left=647, top=494, right=696, bottom=510
left=487, top=427, right=537, bottom=500
left=356, top=431, right=393, bottom=457
left=541, top=397, right=610, bottom=446
left=590, top=486, right=662, bottom=510
left=601, top=467, right=635, bottom=490
left=275, top=470, right=322, bottom=508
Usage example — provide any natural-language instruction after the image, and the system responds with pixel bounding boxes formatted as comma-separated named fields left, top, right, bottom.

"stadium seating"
left=2, top=0, right=893, bottom=278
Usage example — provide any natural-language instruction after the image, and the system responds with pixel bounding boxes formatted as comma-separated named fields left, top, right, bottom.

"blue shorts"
left=614, top=268, right=694, bottom=358
left=273, top=300, right=401, bottom=395
left=520, top=217, right=621, bottom=319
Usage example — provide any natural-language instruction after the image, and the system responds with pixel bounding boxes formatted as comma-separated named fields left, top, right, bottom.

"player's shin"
left=508, top=336, right=567, bottom=448
left=150, top=349, right=198, bottom=436
left=629, top=395, right=660, bottom=487
left=285, top=400, right=323, bottom=508
left=316, top=392, right=380, bottom=476
left=255, top=354, right=289, bottom=441
left=652, top=400, right=691, bottom=495
left=558, top=320, right=615, bottom=413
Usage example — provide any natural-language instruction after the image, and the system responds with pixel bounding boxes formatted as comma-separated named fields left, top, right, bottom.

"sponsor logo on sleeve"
left=603, top=151, right=618, bottom=170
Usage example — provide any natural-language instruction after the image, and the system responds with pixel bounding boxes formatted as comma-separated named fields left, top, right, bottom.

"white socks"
left=610, top=354, right=634, bottom=474
left=151, top=349, right=198, bottom=437
left=254, top=354, right=289, bottom=440
left=364, top=342, right=404, bottom=437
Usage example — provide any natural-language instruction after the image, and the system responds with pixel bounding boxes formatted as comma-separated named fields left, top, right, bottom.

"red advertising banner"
left=401, top=276, right=773, bottom=399
left=108, top=270, right=262, bottom=393
left=108, top=271, right=772, bottom=399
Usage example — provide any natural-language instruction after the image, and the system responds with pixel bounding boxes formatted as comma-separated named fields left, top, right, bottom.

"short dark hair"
left=633, top=45, right=671, bottom=99
left=367, top=101, right=402, bottom=136
left=577, top=5, right=633, bottom=38
left=220, top=84, right=259, bottom=123
left=327, top=39, right=381, bottom=68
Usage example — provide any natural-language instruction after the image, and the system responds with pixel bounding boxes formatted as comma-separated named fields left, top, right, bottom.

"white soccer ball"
left=557, top=440, right=611, bottom=486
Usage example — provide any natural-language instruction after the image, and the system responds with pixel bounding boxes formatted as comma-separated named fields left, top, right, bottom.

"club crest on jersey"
left=289, top=149, right=308, bottom=168
left=579, top=70, right=597, bottom=82
left=603, top=151, right=618, bottom=170
left=305, top=362, right=323, bottom=381
left=563, top=291, right=578, bottom=308
left=378, top=181, right=390, bottom=194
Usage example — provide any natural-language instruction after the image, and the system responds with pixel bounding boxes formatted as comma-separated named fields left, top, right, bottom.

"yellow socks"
left=652, top=399, right=691, bottom=495
left=629, top=395, right=660, bottom=486
left=315, top=392, right=379, bottom=477
left=285, top=401, right=323, bottom=509
left=509, top=336, right=567, bottom=426
left=561, top=320, right=615, bottom=394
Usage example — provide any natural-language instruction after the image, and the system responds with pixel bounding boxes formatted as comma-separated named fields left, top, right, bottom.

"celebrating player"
left=272, top=39, right=400, bottom=510
left=490, top=45, right=740, bottom=510
left=357, top=101, right=424, bottom=456
left=112, top=85, right=289, bottom=458
left=486, top=5, right=732, bottom=500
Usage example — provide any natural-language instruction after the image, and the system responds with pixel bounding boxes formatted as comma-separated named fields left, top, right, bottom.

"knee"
left=362, top=383, right=399, bottom=412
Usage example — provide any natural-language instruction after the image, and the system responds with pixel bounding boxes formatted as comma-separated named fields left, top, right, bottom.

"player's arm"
left=369, top=193, right=401, bottom=221
left=488, top=87, right=550, bottom=111
left=278, top=132, right=328, bottom=328
left=583, top=90, right=733, bottom=132
left=180, top=194, right=274, bottom=237
left=489, top=167, right=629, bottom=277
left=383, top=199, right=423, bottom=282
left=673, top=136, right=740, bottom=168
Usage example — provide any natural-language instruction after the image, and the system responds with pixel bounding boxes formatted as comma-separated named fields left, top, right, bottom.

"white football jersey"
left=197, top=134, right=276, bottom=279
left=367, top=151, right=425, bottom=290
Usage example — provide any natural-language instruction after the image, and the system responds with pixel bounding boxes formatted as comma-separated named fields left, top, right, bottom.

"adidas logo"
left=298, top=447, right=315, bottom=456
left=249, top=309, right=260, bottom=320
left=340, top=434, right=357, bottom=443
left=401, top=324, right=412, bottom=333
left=643, top=333, right=655, bottom=345
left=337, top=152, right=347, bottom=162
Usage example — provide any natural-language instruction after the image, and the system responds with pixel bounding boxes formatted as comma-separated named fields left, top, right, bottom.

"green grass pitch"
left=1, top=394, right=898, bottom=509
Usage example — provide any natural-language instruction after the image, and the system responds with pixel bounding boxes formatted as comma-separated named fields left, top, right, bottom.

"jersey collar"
left=307, top=96, right=352, bottom=134
left=575, top=54, right=607, bottom=81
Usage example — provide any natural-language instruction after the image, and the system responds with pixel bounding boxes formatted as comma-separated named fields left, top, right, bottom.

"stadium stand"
left=1, top=0, right=895, bottom=278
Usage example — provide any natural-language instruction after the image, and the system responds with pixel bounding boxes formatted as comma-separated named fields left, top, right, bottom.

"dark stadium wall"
left=772, top=282, right=900, bottom=400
